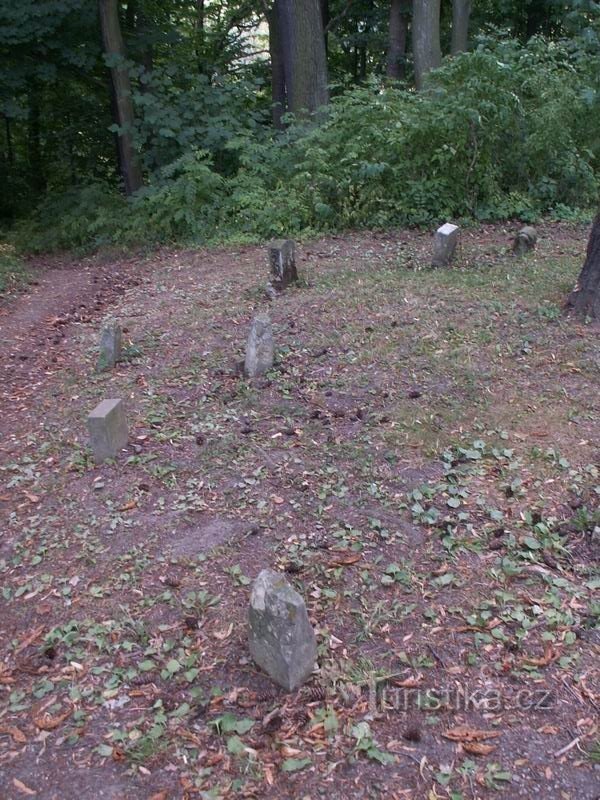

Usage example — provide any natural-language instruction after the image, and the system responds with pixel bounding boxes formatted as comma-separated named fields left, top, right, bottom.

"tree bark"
left=278, top=0, right=329, bottom=119
left=4, top=115, right=14, bottom=166
left=386, top=0, right=410, bottom=80
left=451, top=0, right=471, bottom=55
left=99, top=0, right=143, bottom=195
left=413, top=0, right=441, bottom=90
left=268, top=2, right=287, bottom=128
left=567, top=215, right=600, bottom=320
left=28, top=88, right=45, bottom=193
left=321, top=0, right=330, bottom=54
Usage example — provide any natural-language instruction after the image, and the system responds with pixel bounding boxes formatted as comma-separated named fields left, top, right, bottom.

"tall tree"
left=451, top=0, right=471, bottom=54
left=567, top=215, right=600, bottom=320
left=267, top=1, right=286, bottom=128
left=278, top=0, right=329, bottom=118
left=412, top=0, right=441, bottom=89
left=386, top=0, right=410, bottom=79
left=99, top=0, right=143, bottom=195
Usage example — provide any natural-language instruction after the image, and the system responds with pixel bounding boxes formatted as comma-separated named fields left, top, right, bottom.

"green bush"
left=0, top=245, right=28, bottom=293
left=13, top=35, right=600, bottom=253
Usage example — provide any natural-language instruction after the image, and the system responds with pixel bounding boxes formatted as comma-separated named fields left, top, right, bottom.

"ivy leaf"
left=281, top=757, right=312, bottom=772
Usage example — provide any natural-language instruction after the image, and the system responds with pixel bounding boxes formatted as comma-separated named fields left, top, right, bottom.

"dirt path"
left=0, top=254, right=143, bottom=409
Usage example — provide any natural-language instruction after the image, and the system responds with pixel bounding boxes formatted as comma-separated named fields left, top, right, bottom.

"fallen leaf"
left=213, top=623, right=233, bottom=641
left=327, top=553, right=362, bottom=567
left=33, top=708, right=71, bottom=731
left=15, top=625, right=44, bottom=655
left=118, top=500, right=137, bottom=512
left=521, top=643, right=557, bottom=667
left=442, top=726, right=502, bottom=743
left=13, top=779, right=36, bottom=796
left=391, top=674, right=423, bottom=688
left=538, top=724, right=559, bottom=735
left=463, top=741, right=496, bottom=756
left=0, top=725, right=27, bottom=744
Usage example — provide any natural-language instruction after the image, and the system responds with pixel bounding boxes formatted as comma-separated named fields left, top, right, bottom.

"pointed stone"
left=432, top=223, right=460, bottom=267
left=244, top=313, right=274, bottom=378
left=248, top=569, right=317, bottom=692
left=97, top=321, right=122, bottom=372
left=268, top=239, right=298, bottom=290
left=87, top=399, right=128, bottom=463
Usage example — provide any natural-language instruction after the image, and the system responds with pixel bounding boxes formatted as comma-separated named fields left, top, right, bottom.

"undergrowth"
left=12, top=36, right=600, bottom=254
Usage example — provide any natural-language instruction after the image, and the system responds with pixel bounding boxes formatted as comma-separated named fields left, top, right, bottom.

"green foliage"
left=132, top=69, right=267, bottom=174
left=0, top=245, right=28, bottom=293
left=12, top=182, right=125, bottom=253
left=11, top=35, right=600, bottom=252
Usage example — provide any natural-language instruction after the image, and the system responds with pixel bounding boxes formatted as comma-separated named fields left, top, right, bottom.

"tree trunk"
left=359, top=42, right=367, bottom=81
left=321, top=0, right=330, bottom=54
left=268, top=2, right=287, bottom=129
left=387, top=0, right=410, bottom=80
left=4, top=115, right=14, bottom=166
left=28, top=88, right=45, bottom=193
left=567, top=215, right=600, bottom=320
left=451, top=0, right=471, bottom=55
left=413, top=0, right=441, bottom=90
left=99, top=0, right=143, bottom=195
left=278, top=0, right=329, bottom=119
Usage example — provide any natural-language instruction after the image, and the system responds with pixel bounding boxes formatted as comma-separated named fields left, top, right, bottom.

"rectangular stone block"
left=268, top=239, right=298, bottom=290
left=97, top=321, right=122, bottom=372
left=87, top=399, right=128, bottom=463
left=245, top=313, right=274, bottom=379
left=432, top=223, right=459, bottom=267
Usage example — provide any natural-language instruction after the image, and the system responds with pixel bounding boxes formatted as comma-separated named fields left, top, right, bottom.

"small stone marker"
left=249, top=569, right=317, bottom=691
left=512, top=225, right=537, bottom=256
left=244, top=313, right=274, bottom=378
left=268, top=239, right=298, bottom=290
left=432, top=223, right=460, bottom=267
left=97, top=321, right=122, bottom=372
left=87, top=398, right=128, bottom=463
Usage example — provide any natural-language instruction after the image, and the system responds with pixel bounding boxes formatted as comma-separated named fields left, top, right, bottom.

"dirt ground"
left=0, top=223, right=598, bottom=800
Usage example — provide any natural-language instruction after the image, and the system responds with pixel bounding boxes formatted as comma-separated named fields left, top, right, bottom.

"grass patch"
left=0, top=244, right=28, bottom=294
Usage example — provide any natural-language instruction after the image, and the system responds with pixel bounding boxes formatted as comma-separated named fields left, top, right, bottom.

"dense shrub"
left=15, top=36, right=600, bottom=253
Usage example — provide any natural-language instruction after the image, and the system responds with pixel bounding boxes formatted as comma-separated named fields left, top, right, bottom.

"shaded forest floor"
left=0, top=223, right=598, bottom=800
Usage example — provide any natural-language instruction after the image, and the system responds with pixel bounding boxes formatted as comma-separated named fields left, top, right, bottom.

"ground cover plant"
left=0, top=222, right=598, bottom=799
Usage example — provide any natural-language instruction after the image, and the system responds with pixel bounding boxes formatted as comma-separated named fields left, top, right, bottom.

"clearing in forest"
left=0, top=223, right=598, bottom=800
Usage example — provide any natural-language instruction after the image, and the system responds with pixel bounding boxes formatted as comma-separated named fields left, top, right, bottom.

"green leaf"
left=227, top=735, right=245, bottom=755
left=281, top=758, right=312, bottom=772
left=523, top=536, right=541, bottom=550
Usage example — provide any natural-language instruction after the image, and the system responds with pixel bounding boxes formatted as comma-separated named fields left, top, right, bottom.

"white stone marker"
left=432, top=223, right=460, bottom=267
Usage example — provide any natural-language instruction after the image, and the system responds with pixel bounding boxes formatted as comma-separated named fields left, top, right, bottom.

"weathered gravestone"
left=87, top=399, right=128, bottom=463
left=97, top=321, right=122, bottom=372
left=245, top=313, right=274, bottom=378
left=512, top=225, right=537, bottom=256
left=432, top=223, right=460, bottom=267
left=268, top=239, right=298, bottom=290
left=248, top=569, right=317, bottom=691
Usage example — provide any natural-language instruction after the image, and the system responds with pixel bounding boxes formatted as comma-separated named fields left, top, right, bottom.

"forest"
left=1, top=0, right=600, bottom=253
left=0, top=3, right=599, bottom=800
